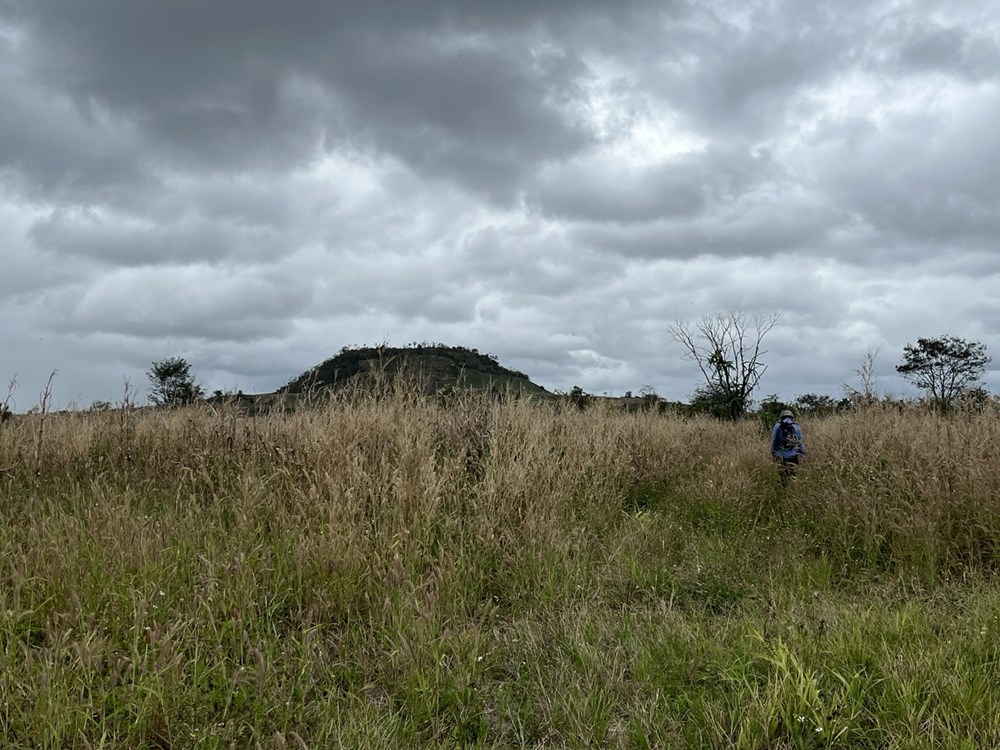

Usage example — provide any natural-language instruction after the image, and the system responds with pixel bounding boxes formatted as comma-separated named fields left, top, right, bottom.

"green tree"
left=797, top=392, right=848, bottom=417
left=958, top=386, right=991, bottom=413
left=147, top=357, right=204, bottom=407
left=690, top=383, right=746, bottom=419
left=670, top=312, right=779, bottom=420
left=568, top=385, right=591, bottom=411
left=755, top=393, right=790, bottom=425
left=896, top=336, right=990, bottom=411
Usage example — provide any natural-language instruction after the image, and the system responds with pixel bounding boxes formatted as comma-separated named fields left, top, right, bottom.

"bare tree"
left=669, top=312, right=780, bottom=419
left=32, top=370, right=57, bottom=487
left=1, top=376, right=16, bottom=425
left=843, top=347, right=880, bottom=406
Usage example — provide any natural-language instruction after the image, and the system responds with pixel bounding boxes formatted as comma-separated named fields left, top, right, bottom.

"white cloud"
left=0, top=0, right=997, bottom=408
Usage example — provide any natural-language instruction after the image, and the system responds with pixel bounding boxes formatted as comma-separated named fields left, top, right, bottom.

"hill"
left=279, top=344, right=550, bottom=397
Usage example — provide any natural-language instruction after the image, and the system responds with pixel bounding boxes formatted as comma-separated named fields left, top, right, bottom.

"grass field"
left=1, top=388, right=999, bottom=748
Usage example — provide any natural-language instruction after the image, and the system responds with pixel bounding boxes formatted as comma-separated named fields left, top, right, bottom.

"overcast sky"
left=1, top=0, right=998, bottom=410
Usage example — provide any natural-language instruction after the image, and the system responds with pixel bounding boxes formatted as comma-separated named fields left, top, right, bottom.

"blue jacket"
left=771, top=418, right=806, bottom=460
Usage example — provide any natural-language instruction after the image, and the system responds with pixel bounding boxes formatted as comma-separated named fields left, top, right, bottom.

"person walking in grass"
left=771, top=408, right=806, bottom=486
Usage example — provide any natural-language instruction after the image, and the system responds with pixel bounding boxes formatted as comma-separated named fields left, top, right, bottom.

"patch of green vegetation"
left=280, top=343, right=550, bottom=398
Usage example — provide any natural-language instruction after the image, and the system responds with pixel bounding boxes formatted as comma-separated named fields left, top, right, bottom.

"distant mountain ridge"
left=279, top=344, right=550, bottom=396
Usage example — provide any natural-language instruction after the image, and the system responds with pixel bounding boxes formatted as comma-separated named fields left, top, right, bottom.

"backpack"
left=777, top=420, right=799, bottom=452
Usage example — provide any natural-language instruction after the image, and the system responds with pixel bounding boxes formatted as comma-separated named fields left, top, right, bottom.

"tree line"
left=143, top=315, right=992, bottom=415
left=571, top=313, right=992, bottom=418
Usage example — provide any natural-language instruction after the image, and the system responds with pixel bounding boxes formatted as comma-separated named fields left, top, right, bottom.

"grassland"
left=1, top=388, right=999, bottom=748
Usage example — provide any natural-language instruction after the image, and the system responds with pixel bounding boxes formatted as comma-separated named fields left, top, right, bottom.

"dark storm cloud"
left=0, top=59, right=148, bottom=201
left=28, top=209, right=283, bottom=268
left=886, top=19, right=1000, bottom=81
left=570, top=189, right=841, bottom=261
left=805, top=88, right=1000, bottom=251
left=532, top=157, right=702, bottom=224
left=457, top=223, right=623, bottom=298
left=627, top=2, right=867, bottom=139
left=0, top=201, right=82, bottom=298
left=330, top=43, right=596, bottom=199
left=2, top=0, right=662, bottom=197
left=1, top=0, right=999, bottom=407
left=52, top=265, right=314, bottom=342
left=529, top=145, right=785, bottom=225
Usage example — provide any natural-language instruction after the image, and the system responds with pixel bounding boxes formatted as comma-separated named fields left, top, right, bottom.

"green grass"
left=0, top=396, right=999, bottom=747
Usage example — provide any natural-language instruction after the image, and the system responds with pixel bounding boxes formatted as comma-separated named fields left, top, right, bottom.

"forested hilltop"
left=279, top=343, right=549, bottom=397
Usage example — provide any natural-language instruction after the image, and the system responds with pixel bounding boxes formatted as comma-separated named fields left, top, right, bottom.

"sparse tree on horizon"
left=896, top=335, right=990, bottom=411
left=147, top=357, right=204, bottom=407
left=843, top=347, right=881, bottom=406
left=669, top=311, right=779, bottom=420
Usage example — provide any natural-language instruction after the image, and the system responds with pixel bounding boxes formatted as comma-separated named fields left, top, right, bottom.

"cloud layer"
left=1, top=0, right=998, bottom=407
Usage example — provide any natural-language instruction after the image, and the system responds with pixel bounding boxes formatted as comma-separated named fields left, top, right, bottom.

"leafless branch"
left=668, top=311, right=780, bottom=418
left=32, top=370, right=57, bottom=486
left=843, top=347, right=880, bottom=405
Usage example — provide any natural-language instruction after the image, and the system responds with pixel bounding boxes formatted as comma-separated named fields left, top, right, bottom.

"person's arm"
left=796, top=425, right=806, bottom=457
left=770, top=424, right=780, bottom=456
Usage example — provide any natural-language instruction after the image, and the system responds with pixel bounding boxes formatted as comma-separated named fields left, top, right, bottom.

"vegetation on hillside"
left=156, top=330, right=994, bottom=419
left=279, top=343, right=548, bottom=398
left=1, top=387, right=1000, bottom=747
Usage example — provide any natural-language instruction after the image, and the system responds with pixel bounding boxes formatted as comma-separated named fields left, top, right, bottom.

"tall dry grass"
left=795, top=405, right=1000, bottom=575
left=1, top=389, right=999, bottom=747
